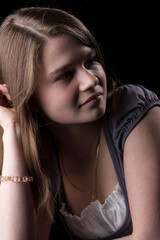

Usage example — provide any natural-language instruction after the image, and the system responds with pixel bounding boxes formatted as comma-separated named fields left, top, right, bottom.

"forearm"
left=0, top=122, right=35, bottom=240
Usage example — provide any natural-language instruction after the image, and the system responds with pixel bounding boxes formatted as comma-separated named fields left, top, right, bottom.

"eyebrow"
left=48, top=48, right=96, bottom=78
left=48, top=63, right=73, bottom=78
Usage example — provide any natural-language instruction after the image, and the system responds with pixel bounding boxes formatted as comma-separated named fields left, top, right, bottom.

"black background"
left=1, top=1, right=160, bottom=96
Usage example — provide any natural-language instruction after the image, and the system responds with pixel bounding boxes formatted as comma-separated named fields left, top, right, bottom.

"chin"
left=84, top=109, right=106, bottom=123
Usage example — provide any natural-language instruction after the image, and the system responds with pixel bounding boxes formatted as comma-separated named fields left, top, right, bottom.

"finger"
left=0, top=84, right=12, bottom=102
left=0, top=84, right=11, bottom=96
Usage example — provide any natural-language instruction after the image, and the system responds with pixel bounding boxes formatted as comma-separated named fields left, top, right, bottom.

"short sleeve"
left=105, top=84, right=160, bottom=155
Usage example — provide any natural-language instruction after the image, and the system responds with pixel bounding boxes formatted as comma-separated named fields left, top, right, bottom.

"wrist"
left=2, top=121, right=21, bottom=140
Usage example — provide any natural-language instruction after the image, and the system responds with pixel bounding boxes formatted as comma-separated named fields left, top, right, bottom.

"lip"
left=81, top=92, right=103, bottom=106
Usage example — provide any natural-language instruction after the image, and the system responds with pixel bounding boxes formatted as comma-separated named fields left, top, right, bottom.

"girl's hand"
left=0, top=84, right=16, bottom=130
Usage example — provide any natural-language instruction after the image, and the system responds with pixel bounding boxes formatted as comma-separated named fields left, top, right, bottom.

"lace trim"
left=60, top=184, right=127, bottom=239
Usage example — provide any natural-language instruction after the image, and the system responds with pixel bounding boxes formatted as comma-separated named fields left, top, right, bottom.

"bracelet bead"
left=0, top=176, right=33, bottom=182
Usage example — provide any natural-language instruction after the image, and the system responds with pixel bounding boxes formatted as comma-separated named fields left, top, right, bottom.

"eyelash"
left=57, top=55, right=98, bottom=81
left=59, top=70, right=74, bottom=80
left=84, top=56, right=98, bottom=68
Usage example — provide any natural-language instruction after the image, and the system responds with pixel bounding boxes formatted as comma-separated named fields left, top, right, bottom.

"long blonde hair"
left=0, top=7, right=117, bottom=219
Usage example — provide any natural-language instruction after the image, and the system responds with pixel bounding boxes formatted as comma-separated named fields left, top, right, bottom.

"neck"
left=50, top=120, right=102, bottom=200
left=50, top=119, right=102, bottom=163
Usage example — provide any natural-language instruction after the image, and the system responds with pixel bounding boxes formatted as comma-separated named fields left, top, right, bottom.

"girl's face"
left=36, top=35, right=107, bottom=125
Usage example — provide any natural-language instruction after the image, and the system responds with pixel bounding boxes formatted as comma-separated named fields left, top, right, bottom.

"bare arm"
left=0, top=85, right=35, bottom=240
left=115, top=106, right=160, bottom=240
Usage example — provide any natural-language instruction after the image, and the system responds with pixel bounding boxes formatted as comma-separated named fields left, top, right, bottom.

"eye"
left=58, top=70, right=74, bottom=81
left=84, top=56, right=98, bottom=69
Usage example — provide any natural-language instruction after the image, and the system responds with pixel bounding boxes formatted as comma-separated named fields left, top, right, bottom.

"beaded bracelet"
left=0, top=176, right=33, bottom=183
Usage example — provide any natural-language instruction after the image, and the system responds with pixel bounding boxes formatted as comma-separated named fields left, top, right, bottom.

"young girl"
left=0, top=7, right=160, bottom=240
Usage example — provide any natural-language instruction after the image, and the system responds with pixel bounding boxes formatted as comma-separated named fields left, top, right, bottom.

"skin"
left=123, top=106, right=160, bottom=239
left=36, top=35, right=114, bottom=216
left=0, top=35, right=160, bottom=240
left=36, top=35, right=160, bottom=239
left=36, top=35, right=107, bottom=125
left=0, top=85, right=35, bottom=240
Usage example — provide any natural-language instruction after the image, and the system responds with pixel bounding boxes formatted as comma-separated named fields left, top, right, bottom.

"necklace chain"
left=61, top=134, right=101, bottom=200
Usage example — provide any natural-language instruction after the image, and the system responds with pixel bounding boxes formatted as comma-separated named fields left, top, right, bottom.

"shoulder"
left=103, top=84, right=160, bottom=153
left=107, top=83, right=159, bottom=115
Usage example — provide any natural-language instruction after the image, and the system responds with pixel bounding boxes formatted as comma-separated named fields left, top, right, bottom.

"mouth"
left=81, top=92, right=103, bottom=107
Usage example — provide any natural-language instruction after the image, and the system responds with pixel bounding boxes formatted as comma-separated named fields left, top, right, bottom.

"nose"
left=79, top=68, right=99, bottom=92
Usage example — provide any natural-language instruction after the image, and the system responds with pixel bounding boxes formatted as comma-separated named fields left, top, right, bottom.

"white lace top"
left=60, top=184, right=126, bottom=239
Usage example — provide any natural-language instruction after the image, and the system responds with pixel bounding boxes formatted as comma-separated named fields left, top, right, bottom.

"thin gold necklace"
left=61, top=136, right=100, bottom=200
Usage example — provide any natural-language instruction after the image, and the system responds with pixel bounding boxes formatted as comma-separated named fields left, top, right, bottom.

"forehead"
left=41, top=35, right=93, bottom=74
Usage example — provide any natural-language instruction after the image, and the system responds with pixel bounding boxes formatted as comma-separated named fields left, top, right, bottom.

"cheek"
left=102, top=70, right=107, bottom=86
left=38, top=90, right=75, bottom=120
left=98, top=70, right=107, bottom=95
left=96, top=67, right=107, bottom=86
